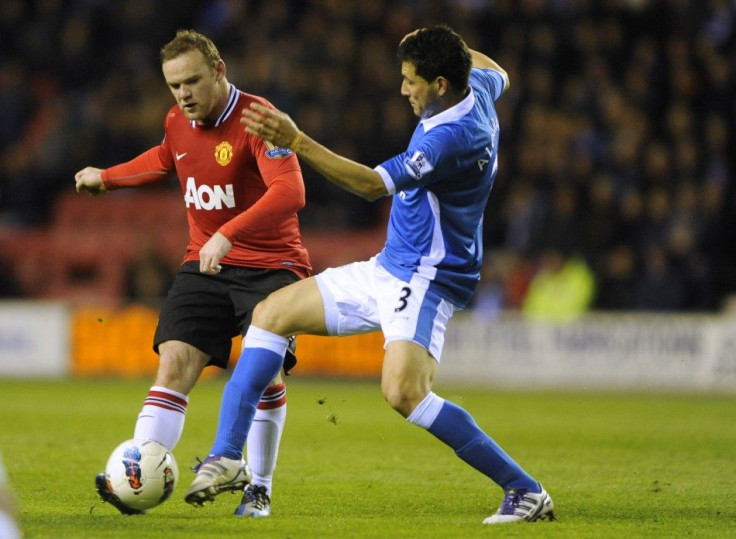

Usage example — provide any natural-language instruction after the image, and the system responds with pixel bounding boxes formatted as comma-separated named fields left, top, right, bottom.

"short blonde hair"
left=160, top=29, right=221, bottom=68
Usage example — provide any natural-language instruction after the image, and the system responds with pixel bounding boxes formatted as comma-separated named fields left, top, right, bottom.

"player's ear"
left=435, top=76, right=450, bottom=97
left=215, top=59, right=226, bottom=81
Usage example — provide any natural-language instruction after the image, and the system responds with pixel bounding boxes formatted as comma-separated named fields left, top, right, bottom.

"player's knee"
left=251, top=298, right=283, bottom=332
left=381, top=379, right=423, bottom=418
left=155, top=342, right=207, bottom=392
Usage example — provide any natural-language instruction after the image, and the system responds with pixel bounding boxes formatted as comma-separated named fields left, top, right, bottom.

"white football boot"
left=184, top=455, right=251, bottom=506
left=483, top=485, right=555, bottom=524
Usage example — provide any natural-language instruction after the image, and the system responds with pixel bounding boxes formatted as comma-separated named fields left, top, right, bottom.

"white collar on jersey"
left=420, top=87, right=475, bottom=133
left=189, top=83, right=239, bottom=128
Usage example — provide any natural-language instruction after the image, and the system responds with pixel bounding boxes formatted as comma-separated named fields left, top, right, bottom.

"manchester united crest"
left=214, top=141, right=233, bottom=166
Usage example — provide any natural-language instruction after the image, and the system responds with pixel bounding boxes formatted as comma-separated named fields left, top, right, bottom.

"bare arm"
left=241, top=104, right=388, bottom=202
left=469, top=49, right=510, bottom=92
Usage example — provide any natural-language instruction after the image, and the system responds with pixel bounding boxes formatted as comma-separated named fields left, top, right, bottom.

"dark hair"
left=160, top=29, right=221, bottom=68
left=397, top=25, right=472, bottom=93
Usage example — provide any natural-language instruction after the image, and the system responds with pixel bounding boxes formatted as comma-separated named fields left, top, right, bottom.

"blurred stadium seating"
left=0, top=188, right=385, bottom=303
left=0, top=1, right=734, bottom=314
left=0, top=190, right=187, bottom=302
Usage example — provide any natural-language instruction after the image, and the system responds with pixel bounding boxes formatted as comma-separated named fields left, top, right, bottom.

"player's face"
left=162, top=50, right=225, bottom=124
left=400, top=61, right=441, bottom=119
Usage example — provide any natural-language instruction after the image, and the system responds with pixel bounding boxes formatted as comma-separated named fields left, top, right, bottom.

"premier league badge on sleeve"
left=403, top=150, right=434, bottom=180
left=264, top=140, right=293, bottom=159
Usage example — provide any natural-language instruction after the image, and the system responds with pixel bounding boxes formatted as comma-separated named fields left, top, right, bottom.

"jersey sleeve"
left=375, top=127, right=459, bottom=194
left=217, top=136, right=305, bottom=243
left=471, top=67, right=506, bottom=101
left=101, top=145, right=173, bottom=189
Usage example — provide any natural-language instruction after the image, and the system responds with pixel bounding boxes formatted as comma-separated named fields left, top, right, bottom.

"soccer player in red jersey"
left=75, top=30, right=310, bottom=517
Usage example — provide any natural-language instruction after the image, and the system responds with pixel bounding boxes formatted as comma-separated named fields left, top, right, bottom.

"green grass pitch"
left=1, top=377, right=734, bottom=538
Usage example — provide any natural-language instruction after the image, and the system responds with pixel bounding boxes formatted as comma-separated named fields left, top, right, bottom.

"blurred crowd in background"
left=1, top=0, right=735, bottom=317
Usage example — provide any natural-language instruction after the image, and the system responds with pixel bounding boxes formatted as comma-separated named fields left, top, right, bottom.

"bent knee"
left=251, top=298, right=281, bottom=331
left=156, top=341, right=208, bottom=392
left=381, top=382, right=427, bottom=418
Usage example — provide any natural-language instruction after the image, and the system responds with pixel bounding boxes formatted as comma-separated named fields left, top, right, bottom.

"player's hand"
left=241, top=103, right=300, bottom=150
left=199, top=232, right=232, bottom=274
left=74, top=167, right=108, bottom=195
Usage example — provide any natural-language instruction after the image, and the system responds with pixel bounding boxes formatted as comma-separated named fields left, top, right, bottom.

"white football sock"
left=247, top=384, right=286, bottom=496
left=133, top=386, right=188, bottom=450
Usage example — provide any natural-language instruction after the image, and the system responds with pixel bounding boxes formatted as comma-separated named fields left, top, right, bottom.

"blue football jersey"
left=374, top=68, right=506, bottom=308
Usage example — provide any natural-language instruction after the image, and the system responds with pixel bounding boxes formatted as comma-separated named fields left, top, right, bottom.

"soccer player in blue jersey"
left=187, top=25, right=555, bottom=524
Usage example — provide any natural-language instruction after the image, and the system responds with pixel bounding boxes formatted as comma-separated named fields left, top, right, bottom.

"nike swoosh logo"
left=176, top=152, right=187, bottom=161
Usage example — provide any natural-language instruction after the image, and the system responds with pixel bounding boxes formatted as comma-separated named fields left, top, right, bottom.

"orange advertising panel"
left=72, top=305, right=383, bottom=378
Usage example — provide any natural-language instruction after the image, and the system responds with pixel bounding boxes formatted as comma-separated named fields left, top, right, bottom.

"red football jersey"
left=101, top=86, right=311, bottom=279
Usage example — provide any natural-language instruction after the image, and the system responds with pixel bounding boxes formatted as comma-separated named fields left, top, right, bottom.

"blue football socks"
left=211, top=327, right=287, bottom=459
left=410, top=393, right=539, bottom=492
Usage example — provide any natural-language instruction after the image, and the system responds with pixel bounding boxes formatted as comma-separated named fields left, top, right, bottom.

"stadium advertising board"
left=0, top=302, right=70, bottom=377
left=441, top=313, right=736, bottom=392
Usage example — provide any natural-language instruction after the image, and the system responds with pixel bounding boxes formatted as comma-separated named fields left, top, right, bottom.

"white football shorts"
left=314, top=256, right=457, bottom=362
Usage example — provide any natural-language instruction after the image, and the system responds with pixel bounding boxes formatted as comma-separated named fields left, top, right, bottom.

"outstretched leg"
left=382, top=341, right=554, bottom=524
left=185, top=277, right=327, bottom=508
left=183, top=327, right=284, bottom=506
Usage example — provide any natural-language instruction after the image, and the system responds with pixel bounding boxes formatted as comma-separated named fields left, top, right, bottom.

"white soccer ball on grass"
left=103, top=439, right=179, bottom=511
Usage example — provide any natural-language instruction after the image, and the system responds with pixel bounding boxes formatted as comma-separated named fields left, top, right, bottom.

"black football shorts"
left=154, top=261, right=300, bottom=370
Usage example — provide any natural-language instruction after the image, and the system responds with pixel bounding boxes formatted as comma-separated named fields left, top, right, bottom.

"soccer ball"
left=103, top=439, right=179, bottom=511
